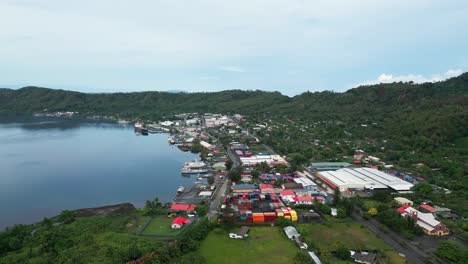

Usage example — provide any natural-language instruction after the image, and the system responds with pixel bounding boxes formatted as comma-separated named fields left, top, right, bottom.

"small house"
left=350, top=251, right=377, bottom=264
left=171, top=217, right=190, bottom=229
left=394, top=197, right=413, bottom=206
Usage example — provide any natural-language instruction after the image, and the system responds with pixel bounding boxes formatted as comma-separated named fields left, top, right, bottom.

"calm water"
left=0, top=118, right=198, bottom=229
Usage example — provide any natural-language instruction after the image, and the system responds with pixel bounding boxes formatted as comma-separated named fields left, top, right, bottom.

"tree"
left=228, top=167, right=242, bottom=182
left=207, top=176, right=215, bottom=185
left=333, top=188, right=341, bottom=205
left=337, top=208, right=346, bottom=218
left=58, top=210, right=76, bottom=224
left=251, top=170, right=260, bottom=179
left=334, top=247, right=350, bottom=260
left=143, top=197, right=164, bottom=216
left=436, top=240, right=464, bottom=263
left=225, top=159, right=233, bottom=171
left=294, top=252, right=312, bottom=264
left=195, top=204, right=207, bottom=217
left=275, top=217, right=293, bottom=228
left=368, top=207, right=378, bottom=216
left=412, top=182, right=434, bottom=198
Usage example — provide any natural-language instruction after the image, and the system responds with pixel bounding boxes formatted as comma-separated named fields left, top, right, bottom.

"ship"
left=134, top=121, right=148, bottom=135
left=181, top=161, right=208, bottom=175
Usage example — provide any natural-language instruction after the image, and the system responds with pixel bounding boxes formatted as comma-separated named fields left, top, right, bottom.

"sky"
left=0, top=0, right=467, bottom=96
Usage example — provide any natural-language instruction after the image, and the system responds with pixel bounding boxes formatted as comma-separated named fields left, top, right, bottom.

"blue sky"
left=1, top=0, right=467, bottom=96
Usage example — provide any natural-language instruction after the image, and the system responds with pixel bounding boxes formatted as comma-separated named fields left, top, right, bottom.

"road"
left=351, top=209, right=441, bottom=264
left=207, top=176, right=229, bottom=220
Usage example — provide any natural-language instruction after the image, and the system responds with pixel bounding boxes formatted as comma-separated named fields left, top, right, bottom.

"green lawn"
left=198, top=227, right=300, bottom=264
left=141, top=216, right=182, bottom=235
left=297, top=222, right=406, bottom=264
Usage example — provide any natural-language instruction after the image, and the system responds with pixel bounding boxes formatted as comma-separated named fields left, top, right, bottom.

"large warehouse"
left=317, top=167, right=413, bottom=192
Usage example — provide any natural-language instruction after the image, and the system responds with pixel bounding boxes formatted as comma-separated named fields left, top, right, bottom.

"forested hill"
left=1, top=73, right=467, bottom=118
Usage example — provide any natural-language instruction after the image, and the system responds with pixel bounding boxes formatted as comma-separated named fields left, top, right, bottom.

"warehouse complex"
left=317, top=167, right=413, bottom=192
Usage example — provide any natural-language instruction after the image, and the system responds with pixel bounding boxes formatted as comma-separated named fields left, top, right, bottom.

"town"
left=120, top=112, right=465, bottom=264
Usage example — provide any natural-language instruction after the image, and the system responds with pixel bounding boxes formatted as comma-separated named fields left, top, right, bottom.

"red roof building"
left=259, top=184, right=275, bottom=194
left=171, top=217, right=190, bottom=229
left=396, top=204, right=410, bottom=214
left=280, top=190, right=295, bottom=196
left=420, top=204, right=436, bottom=213
left=170, top=203, right=197, bottom=212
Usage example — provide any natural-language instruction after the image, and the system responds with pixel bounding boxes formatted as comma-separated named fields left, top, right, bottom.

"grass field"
left=140, top=216, right=182, bottom=235
left=297, top=222, right=407, bottom=264
left=198, top=227, right=300, bottom=264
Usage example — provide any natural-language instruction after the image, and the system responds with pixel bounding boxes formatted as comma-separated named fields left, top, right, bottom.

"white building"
left=317, top=167, right=413, bottom=192
left=294, top=177, right=318, bottom=192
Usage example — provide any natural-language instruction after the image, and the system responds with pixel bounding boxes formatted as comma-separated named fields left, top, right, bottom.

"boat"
left=118, top=120, right=130, bottom=125
left=177, top=186, right=185, bottom=194
left=181, top=160, right=208, bottom=175
left=181, top=168, right=208, bottom=175
left=168, top=136, right=176, bottom=144
left=134, top=121, right=143, bottom=128
left=134, top=121, right=148, bottom=135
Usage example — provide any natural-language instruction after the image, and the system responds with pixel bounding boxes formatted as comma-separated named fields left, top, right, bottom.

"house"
left=293, top=177, right=318, bottom=192
left=171, top=217, right=190, bottom=229
left=293, top=196, right=315, bottom=205
left=350, top=251, right=377, bottom=264
left=397, top=206, right=449, bottom=236
left=232, top=184, right=257, bottom=193
left=282, top=182, right=303, bottom=190
left=394, top=197, right=413, bottom=206
left=434, top=206, right=458, bottom=220
left=170, top=203, right=197, bottom=212
left=420, top=204, right=436, bottom=213
left=283, top=226, right=301, bottom=240
left=259, top=184, right=275, bottom=194
left=280, top=190, right=296, bottom=203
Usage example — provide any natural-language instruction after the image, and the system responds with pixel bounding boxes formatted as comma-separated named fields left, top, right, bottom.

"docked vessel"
left=134, top=121, right=148, bottom=135
left=181, top=161, right=208, bottom=175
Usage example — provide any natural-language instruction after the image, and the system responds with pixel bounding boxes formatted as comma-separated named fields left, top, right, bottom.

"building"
left=239, top=154, right=287, bottom=167
left=232, top=184, right=257, bottom=193
left=259, top=184, right=275, bottom=194
left=282, top=182, right=304, bottom=190
left=397, top=205, right=449, bottom=236
left=394, top=197, right=413, bottom=206
left=170, top=203, right=197, bottom=212
left=350, top=251, right=377, bottom=264
left=293, top=177, right=318, bottom=192
left=283, top=226, right=301, bottom=240
left=310, top=162, right=351, bottom=171
left=171, top=217, right=190, bottom=229
left=316, top=167, right=414, bottom=192
left=280, top=190, right=296, bottom=203
left=420, top=204, right=436, bottom=213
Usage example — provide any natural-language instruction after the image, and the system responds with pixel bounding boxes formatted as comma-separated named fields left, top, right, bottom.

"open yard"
left=297, top=222, right=407, bottom=264
left=198, top=227, right=300, bottom=264
left=140, top=216, right=182, bottom=235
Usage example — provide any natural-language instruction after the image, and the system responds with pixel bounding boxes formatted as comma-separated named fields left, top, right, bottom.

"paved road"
left=351, top=209, right=441, bottom=264
left=207, top=176, right=229, bottom=220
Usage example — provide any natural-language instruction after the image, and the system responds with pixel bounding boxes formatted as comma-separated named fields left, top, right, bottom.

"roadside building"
left=293, top=196, right=314, bottom=205
left=397, top=205, right=449, bottom=236
left=419, top=204, right=436, bottom=213
left=280, top=190, right=296, bottom=203
left=232, top=184, right=257, bottom=193
left=171, top=217, right=190, bottom=229
left=293, top=177, right=318, bottom=192
left=282, top=182, right=304, bottom=190
left=394, top=197, right=413, bottom=206
left=259, top=184, right=275, bottom=194
left=170, top=203, right=197, bottom=212
left=316, top=167, right=413, bottom=192
left=310, top=162, right=351, bottom=172
left=350, top=251, right=377, bottom=264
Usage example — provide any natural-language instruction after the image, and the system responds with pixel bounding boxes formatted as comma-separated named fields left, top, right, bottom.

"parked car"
left=229, top=233, right=243, bottom=239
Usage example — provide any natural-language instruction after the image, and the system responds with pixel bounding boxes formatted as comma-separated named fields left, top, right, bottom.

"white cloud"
left=354, top=69, right=464, bottom=87
left=219, top=66, right=245, bottom=73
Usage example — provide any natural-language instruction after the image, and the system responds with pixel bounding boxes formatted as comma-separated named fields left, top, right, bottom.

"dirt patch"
left=74, top=203, right=136, bottom=217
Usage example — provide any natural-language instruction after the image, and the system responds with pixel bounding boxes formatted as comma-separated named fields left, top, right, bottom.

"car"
left=228, top=233, right=243, bottom=239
